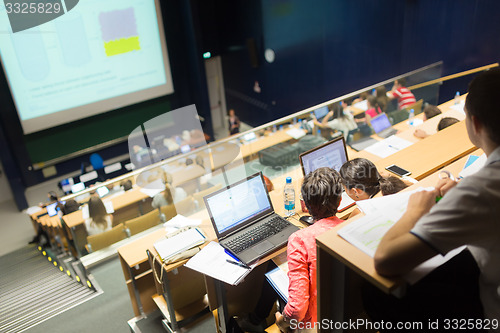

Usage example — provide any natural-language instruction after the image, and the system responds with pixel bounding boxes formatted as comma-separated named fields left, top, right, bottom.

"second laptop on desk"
left=204, top=172, right=299, bottom=266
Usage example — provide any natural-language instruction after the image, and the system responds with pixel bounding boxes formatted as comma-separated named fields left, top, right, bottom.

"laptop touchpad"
left=253, top=240, right=274, bottom=254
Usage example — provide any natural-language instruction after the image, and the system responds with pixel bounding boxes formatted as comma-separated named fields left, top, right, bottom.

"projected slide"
left=0, top=0, right=173, bottom=134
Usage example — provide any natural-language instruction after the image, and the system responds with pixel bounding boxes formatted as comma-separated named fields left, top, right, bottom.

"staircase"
left=0, top=246, right=101, bottom=333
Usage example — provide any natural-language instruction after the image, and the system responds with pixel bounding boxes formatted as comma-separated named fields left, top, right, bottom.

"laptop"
left=371, top=113, right=397, bottom=139
left=46, top=201, right=65, bottom=217
left=313, top=106, right=329, bottom=122
left=298, top=137, right=356, bottom=212
left=204, top=172, right=299, bottom=266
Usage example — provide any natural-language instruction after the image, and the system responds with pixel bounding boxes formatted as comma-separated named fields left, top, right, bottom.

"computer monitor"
left=370, top=113, right=392, bottom=133
left=299, top=136, right=348, bottom=175
left=313, top=106, right=329, bottom=122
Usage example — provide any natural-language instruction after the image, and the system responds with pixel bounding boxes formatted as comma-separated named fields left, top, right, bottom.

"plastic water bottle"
left=454, top=91, right=460, bottom=105
left=408, top=109, right=415, bottom=126
left=284, top=177, right=295, bottom=217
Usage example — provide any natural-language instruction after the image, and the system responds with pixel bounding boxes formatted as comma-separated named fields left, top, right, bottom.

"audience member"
left=275, top=167, right=345, bottom=332
left=414, top=116, right=460, bottom=139
left=376, top=86, right=389, bottom=112
left=85, top=196, right=113, bottom=236
left=374, top=67, right=500, bottom=328
left=151, top=172, right=187, bottom=209
left=387, top=78, right=416, bottom=110
left=356, top=95, right=383, bottom=125
left=63, top=199, right=80, bottom=215
left=312, top=102, right=357, bottom=140
left=422, top=105, right=442, bottom=121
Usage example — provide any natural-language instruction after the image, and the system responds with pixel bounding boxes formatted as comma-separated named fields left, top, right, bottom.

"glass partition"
left=58, top=60, right=481, bottom=261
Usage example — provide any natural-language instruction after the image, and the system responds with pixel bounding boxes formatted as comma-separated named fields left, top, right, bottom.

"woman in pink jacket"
left=276, top=167, right=345, bottom=332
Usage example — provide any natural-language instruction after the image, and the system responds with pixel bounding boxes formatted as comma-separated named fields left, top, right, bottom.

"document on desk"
left=364, top=135, right=413, bottom=158
left=185, top=241, right=255, bottom=285
left=338, top=188, right=465, bottom=284
left=459, top=153, right=487, bottom=178
left=164, top=214, right=202, bottom=229
left=154, top=228, right=206, bottom=262
left=450, top=101, right=465, bottom=115
left=265, top=266, right=289, bottom=302
left=286, top=128, right=306, bottom=140
left=139, top=178, right=165, bottom=197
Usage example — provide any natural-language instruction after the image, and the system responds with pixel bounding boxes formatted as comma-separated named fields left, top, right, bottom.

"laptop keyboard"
left=225, top=217, right=290, bottom=253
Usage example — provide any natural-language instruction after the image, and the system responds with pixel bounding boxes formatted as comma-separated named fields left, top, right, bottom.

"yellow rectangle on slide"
left=104, top=36, right=140, bottom=56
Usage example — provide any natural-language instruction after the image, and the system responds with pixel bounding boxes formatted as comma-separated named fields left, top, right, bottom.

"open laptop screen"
left=299, top=137, right=348, bottom=175
left=204, top=173, right=272, bottom=237
left=370, top=113, right=392, bottom=133
left=313, top=106, right=329, bottom=121
left=47, top=201, right=65, bottom=217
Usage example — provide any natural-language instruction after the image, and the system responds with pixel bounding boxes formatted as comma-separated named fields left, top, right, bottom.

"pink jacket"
left=283, top=216, right=344, bottom=323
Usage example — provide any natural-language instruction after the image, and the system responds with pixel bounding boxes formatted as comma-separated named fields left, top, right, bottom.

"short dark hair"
left=340, top=158, right=407, bottom=197
left=423, top=105, right=442, bottom=120
left=48, top=191, right=58, bottom=202
left=397, top=77, right=407, bottom=87
left=437, top=117, right=459, bottom=131
left=465, top=68, right=500, bottom=145
left=301, top=167, right=342, bottom=220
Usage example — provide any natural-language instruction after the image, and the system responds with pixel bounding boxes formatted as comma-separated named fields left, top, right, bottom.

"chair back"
left=173, top=196, right=195, bottom=216
left=405, top=99, right=424, bottom=115
left=160, top=204, right=177, bottom=222
left=388, top=109, right=409, bottom=125
left=87, top=223, right=127, bottom=252
left=193, top=184, right=222, bottom=209
left=125, top=210, right=160, bottom=236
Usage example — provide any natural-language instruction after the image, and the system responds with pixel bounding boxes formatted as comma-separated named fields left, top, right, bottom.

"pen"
left=388, top=144, right=399, bottom=151
left=226, top=259, right=251, bottom=269
left=224, top=248, right=240, bottom=262
left=435, top=196, right=442, bottom=203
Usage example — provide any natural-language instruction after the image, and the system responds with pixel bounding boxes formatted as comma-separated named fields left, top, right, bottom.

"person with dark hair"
left=85, top=196, right=113, bottom=236
left=422, top=105, right=442, bottom=121
left=387, top=78, right=416, bottom=110
left=340, top=158, right=408, bottom=200
left=355, top=96, right=384, bottom=126
left=275, top=167, right=345, bottom=332
left=121, top=179, right=133, bottom=191
left=414, top=116, right=460, bottom=139
left=374, top=68, right=500, bottom=327
left=437, top=116, right=459, bottom=131
left=312, top=102, right=357, bottom=140
left=151, top=172, right=187, bottom=209
left=63, top=199, right=80, bottom=215
left=376, top=86, right=389, bottom=112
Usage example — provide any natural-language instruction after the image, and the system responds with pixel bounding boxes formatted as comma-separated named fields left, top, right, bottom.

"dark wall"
left=0, top=0, right=211, bottom=210
left=206, top=0, right=500, bottom=127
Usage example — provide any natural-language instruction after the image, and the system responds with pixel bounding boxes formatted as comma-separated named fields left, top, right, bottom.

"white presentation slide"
left=0, top=0, right=173, bottom=134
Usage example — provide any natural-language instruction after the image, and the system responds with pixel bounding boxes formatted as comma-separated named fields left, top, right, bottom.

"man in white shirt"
left=375, top=68, right=500, bottom=330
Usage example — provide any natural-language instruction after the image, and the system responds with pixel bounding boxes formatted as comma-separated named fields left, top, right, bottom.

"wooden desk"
left=375, top=121, right=475, bottom=181
left=316, top=151, right=479, bottom=332
left=117, top=210, right=214, bottom=318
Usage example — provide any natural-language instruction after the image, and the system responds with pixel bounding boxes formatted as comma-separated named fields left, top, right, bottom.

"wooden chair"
left=173, top=196, right=196, bottom=216
left=160, top=204, right=177, bottom=222
left=405, top=99, right=424, bottom=115
left=388, top=109, right=409, bottom=125
left=125, top=209, right=160, bottom=236
left=193, top=184, right=222, bottom=209
left=86, top=223, right=127, bottom=252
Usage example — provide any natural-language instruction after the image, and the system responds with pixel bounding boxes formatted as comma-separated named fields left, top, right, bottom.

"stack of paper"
left=185, top=241, right=254, bottom=285
left=154, top=228, right=206, bottom=262
left=286, top=128, right=306, bottom=140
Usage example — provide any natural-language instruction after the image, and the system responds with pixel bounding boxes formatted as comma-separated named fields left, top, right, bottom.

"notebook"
left=298, top=137, right=356, bottom=212
left=204, top=172, right=299, bottom=266
left=154, top=228, right=206, bottom=262
left=370, top=113, right=397, bottom=139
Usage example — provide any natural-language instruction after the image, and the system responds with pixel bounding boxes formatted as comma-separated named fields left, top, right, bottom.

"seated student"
left=151, top=172, right=188, bottom=209
left=387, top=78, right=416, bottom=110
left=312, top=102, right=357, bottom=140
left=85, top=196, right=113, bottom=236
left=422, top=104, right=442, bottom=121
left=275, top=167, right=345, bottom=332
left=376, top=86, right=389, bottom=112
left=63, top=199, right=80, bottom=215
left=414, top=116, right=460, bottom=139
left=355, top=95, right=383, bottom=125
left=374, top=68, right=500, bottom=329
left=121, top=179, right=133, bottom=191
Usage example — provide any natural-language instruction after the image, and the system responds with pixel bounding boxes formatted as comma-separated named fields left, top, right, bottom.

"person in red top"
left=276, top=167, right=344, bottom=332
left=387, top=78, right=416, bottom=110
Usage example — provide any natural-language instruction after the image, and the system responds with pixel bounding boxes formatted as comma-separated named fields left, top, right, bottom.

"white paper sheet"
left=459, top=153, right=487, bottom=178
left=364, top=135, right=413, bottom=158
left=185, top=241, right=255, bottom=285
left=164, top=214, right=202, bottom=229
left=286, top=128, right=306, bottom=139
left=449, top=101, right=465, bottom=115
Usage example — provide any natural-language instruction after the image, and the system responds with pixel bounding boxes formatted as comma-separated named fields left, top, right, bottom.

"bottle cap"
left=286, top=177, right=292, bottom=184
